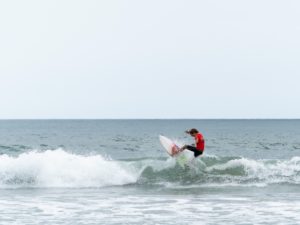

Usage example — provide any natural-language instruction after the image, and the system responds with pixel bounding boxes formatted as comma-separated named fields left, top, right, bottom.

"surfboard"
left=159, top=135, right=191, bottom=167
left=159, top=135, right=180, bottom=156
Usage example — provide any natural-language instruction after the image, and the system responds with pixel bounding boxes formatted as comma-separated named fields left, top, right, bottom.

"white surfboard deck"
left=159, top=135, right=194, bottom=167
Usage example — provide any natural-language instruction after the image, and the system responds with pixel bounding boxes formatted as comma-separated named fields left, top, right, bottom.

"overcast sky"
left=0, top=0, right=299, bottom=119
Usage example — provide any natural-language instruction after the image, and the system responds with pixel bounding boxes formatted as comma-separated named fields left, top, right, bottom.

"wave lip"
left=0, top=149, right=138, bottom=188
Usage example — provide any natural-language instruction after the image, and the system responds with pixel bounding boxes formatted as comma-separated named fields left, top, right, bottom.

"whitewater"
left=1, top=149, right=300, bottom=189
left=1, top=119, right=300, bottom=224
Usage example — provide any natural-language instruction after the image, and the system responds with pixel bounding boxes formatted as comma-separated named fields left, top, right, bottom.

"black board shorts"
left=186, top=145, right=203, bottom=157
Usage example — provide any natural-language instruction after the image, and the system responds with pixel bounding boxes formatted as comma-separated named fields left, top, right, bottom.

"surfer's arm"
left=195, top=137, right=199, bottom=146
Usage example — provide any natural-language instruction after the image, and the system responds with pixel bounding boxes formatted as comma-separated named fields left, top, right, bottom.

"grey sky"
left=0, top=0, right=299, bottom=119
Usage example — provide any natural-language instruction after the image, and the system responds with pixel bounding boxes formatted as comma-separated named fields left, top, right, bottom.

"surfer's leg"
left=185, top=145, right=197, bottom=154
left=186, top=145, right=203, bottom=158
left=179, top=145, right=187, bottom=152
left=194, top=150, right=203, bottom=158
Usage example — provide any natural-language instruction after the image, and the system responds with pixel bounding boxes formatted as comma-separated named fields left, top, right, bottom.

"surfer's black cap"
left=185, top=128, right=199, bottom=134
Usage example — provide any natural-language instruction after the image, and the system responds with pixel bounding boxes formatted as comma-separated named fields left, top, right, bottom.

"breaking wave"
left=0, top=149, right=300, bottom=188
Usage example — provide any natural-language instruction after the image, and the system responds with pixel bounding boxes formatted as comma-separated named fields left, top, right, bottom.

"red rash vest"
left=196, top=133, right=205, bottom=151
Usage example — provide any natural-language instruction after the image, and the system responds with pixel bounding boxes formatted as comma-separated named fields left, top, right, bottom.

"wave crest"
left=0, top=149, right=138, bottom=188
left=1, top=150, right=300, bottom=188
left=139, top=155, right=300, bottom=187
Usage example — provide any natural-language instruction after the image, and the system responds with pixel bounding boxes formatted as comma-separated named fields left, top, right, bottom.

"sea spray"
left=0, top=149, right=138, bottom=188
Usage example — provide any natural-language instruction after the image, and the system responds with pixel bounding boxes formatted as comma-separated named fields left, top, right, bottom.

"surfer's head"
left=185, top=128, right=199, bottom=137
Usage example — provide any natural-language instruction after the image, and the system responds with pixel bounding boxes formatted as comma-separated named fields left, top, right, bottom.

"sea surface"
left=0, top=119, right=300, bottom=225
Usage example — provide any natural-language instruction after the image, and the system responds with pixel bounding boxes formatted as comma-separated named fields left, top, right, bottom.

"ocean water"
left=0, top=119, right=300, bottom=225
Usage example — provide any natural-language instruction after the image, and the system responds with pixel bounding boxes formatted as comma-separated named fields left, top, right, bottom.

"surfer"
left=180, top=128, right=205, bottom=157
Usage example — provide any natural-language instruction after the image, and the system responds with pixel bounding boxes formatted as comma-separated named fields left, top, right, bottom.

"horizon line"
left=0, top=118, right=299, bottom=120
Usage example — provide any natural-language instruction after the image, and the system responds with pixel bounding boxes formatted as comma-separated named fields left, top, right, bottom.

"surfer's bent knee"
left=186, top=145, right=203, bottom=157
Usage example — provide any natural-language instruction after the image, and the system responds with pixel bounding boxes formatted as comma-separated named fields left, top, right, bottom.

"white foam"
left=206, top=158, right=265, bottom=174
left=1, top=149, right=300, bottom=188
left=205, top=156, right=300, bottom=185
left=0, top=149, right=138, bottom=188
